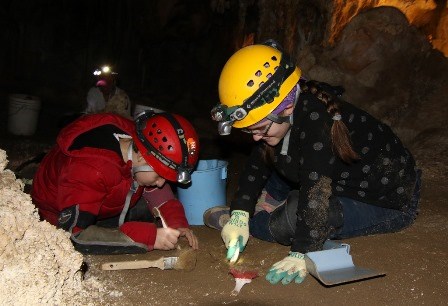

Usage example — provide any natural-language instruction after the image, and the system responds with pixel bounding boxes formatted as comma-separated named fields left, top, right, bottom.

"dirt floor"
left=66, top=160, right=448, bottom=305
left=82, top=173, right=448, bottom=306
left=1, top=104, right=447, bottom=305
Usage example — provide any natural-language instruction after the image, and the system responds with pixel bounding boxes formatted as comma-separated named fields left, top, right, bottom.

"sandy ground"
left=0, top=102, right=447, bottom=305
left=83, top=157, right=448, bottom=306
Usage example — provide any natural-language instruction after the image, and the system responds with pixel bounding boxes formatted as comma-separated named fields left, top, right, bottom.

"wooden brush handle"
left=101, top=258, right=164, bottom=270
left=153, top=207, right=168, bottom=228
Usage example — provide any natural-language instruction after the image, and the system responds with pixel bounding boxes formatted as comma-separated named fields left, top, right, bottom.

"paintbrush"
left=101, top=256, right=179, bottom=271
left=153, top=206, right=168, bottom=228
left=101, top=249, right=197, bottom=271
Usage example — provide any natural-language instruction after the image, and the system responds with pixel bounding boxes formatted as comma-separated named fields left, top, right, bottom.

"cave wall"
left=236, top=0, right=447, bottom=56
left=0, top=0, right=446, bottom=137
left=0, top=1, right=445, bottom=104
left=0, top=0, right=240, bottom=118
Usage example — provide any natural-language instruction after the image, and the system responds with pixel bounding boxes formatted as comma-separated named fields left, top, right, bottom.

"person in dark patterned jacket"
left=206, top=41, right=421, bottom=285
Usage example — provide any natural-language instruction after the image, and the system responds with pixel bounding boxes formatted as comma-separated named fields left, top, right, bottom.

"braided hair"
left=300, top=80, right=359, bottom=164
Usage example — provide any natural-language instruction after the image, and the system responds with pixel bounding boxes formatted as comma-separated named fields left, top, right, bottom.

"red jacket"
left=32, top=113, right=189, bottom=250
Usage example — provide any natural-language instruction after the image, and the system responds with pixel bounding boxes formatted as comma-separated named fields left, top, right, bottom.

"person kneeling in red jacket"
left=32, top=110, right=199, bottom=254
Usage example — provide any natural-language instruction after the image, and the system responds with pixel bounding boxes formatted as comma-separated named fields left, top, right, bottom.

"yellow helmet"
left=212, top=42, right=301, bottom=132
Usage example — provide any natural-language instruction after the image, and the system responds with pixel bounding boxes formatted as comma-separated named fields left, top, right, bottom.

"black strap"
left=238, top=53, right=296, bottom=114
left=262, top=39, right=285, bottom=52
left=58, top=205, right=97, bottom=231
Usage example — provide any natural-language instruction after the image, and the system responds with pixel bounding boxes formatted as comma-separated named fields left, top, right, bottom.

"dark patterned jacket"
left=230, top=82, right=417, bottom=253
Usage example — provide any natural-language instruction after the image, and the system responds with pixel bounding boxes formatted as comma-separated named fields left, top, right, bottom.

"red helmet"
left=133, top=111, right=200, bottom=183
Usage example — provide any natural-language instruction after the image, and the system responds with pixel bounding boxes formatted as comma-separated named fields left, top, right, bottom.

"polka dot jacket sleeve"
left=230, top=143, right=272, bottom=216
left=283, top=97, right=337, bottom=253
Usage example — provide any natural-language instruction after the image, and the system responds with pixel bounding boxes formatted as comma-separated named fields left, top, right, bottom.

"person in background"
left=85, top=65, right=132, bottom=118
left=32, top=110, right=199, bottom=254
left=205, top=40, right=421, bottom=285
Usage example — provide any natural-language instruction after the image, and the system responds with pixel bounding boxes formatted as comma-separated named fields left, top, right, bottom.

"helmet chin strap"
left=280, top=83, right=301, bottom=156
left=119, top=141, right=154, bottom=227
left=127, top=141, right=154, bottom=177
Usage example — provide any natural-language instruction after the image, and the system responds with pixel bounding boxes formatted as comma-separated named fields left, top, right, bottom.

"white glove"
left=221, top=210, right=249, bottom=262
left=266, top=252, right=307, bottom=285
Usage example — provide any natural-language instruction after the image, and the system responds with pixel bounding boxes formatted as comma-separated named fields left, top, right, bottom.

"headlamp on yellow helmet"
left=211, top=40, right=301, bottom=135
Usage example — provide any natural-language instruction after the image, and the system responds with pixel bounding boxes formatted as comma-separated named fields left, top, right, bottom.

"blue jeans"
left=250, top=170, right=422, bottom=243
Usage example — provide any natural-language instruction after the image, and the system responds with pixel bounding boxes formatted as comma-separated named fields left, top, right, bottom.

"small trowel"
left=101, top=256, right=179, bottom=271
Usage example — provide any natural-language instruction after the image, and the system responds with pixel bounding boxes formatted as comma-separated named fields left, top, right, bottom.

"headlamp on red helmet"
left=134, top=111, right=199, bottom=184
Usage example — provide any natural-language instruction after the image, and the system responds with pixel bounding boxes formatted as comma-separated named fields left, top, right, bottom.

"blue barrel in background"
left=177, top=159, right=228, bottom=225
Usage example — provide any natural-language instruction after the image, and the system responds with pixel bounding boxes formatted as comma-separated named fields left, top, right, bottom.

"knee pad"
left=71, top=225, right=148, bottom=255
left=268, top=191, right=344, bottom=245
left=268, top=190, right=300, bottom=245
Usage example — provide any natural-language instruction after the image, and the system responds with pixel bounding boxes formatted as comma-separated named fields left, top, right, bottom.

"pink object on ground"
left=229, top=268, right=259, bottom=296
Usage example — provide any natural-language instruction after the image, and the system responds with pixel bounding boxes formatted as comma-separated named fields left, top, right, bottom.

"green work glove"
left=221, top=210, right=249, bottom=263
left=266, top=252, right=307, bottom=285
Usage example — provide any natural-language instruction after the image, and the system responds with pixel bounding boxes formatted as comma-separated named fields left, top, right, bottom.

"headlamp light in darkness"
left=93, top=65, right=117, bottom=76
left=211, top=105, right=225, bottom=122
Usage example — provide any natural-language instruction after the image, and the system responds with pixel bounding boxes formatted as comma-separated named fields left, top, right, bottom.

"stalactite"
left=284, top=0, right=299, bottom=57
left=433, top=3, right=447, bottom=56
left=258, top=0, right=278, bottom=42
left=235, top=0, right=248, bottom=49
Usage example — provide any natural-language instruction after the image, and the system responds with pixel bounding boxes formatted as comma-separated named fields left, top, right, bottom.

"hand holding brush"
left=152, top=207, right=180, bottom=250
left=102, top=207, right=198, bottom=272
left=153, top=206, right=198, bottom=250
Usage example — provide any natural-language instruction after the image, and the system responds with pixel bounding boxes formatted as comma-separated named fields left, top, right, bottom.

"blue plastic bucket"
left=177, top=159, right=228, bottom=225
